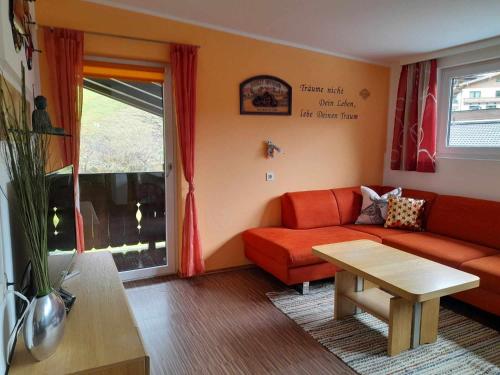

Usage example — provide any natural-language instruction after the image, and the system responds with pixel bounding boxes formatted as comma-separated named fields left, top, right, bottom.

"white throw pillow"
left=355, top=186, right=402, bottom=225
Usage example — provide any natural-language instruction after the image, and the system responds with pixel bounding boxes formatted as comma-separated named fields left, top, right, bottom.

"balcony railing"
left=79, top=172, right=166, bottom=271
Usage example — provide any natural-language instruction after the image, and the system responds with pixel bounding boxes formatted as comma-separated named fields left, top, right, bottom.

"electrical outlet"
left=265, top=171, right=275, bottom=181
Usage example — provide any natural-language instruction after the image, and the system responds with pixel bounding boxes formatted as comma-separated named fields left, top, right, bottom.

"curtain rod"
left=38, top=25, right=200, bottom=48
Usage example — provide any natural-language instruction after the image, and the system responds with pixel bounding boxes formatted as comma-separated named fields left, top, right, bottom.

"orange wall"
left=36, top=0, right=390, bottom=271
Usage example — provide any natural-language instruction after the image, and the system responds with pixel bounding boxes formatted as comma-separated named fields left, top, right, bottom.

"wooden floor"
left=125, top=268, right=499, bottom=375
left=125, top=268, right=355, bottom=375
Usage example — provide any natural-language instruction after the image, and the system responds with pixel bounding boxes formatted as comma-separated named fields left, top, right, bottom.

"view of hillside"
left=80, top=88, right=164, bottom=174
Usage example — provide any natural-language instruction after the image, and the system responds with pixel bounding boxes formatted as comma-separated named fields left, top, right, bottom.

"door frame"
left=84, top=56, right=178, bottom=282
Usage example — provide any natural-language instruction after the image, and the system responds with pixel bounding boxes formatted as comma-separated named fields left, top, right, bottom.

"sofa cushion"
left=401, top=188, right=438, bottom=225
left=332, top=185, right=385, bottom=225
left=343, top=224, right=411, bottom=239
left=243, top=226, right=380, bottom=268
left=427, top=195, right=500, bottom=250
left=281, top=190, right=340, bottom=229
left=384, top=196, right=426, bottom=230
left=356, top=186, right=402, bottom=225
left=383, top=232, right=498, bottom=268
left=460, top=254, right=500, bottom=294
left=378, top=185, right=399, bottom=195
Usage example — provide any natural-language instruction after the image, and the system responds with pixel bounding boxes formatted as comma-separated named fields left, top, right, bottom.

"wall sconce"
left=265, top=140, right=281, bottom=158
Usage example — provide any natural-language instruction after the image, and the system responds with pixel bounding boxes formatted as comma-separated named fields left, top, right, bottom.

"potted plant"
left=0, top=66, right=66, bottom=361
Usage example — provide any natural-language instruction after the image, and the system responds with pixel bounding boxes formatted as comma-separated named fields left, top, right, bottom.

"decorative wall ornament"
left=9, top=0, right=25, bottom=52
left=359, top=88, right=370, bottom=100
left=240, top=75, right=292, bottom=115
left=9, top=0, right=40, bottom=70
left=265, top=140, right=281, bottom=158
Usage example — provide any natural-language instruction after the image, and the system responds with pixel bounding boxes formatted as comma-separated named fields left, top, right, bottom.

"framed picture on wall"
left=239, top=75, right=292, bottom=115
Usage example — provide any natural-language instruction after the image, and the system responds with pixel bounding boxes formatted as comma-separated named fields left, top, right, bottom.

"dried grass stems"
left=0, top=67, right=51, bottom=297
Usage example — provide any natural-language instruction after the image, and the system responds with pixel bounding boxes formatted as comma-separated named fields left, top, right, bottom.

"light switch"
left=266, top=171, right=275, bottom=181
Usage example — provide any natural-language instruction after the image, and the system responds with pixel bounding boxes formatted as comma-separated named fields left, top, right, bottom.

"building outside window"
left=438, top=60, right=500, bottom=159
left=447, top=70, right=500, bottom=112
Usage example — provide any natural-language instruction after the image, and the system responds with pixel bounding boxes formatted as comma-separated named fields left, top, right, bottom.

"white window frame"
left=438, top=58, right=500, bottom=160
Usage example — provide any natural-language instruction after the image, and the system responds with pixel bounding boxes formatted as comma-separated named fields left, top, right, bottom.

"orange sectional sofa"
left=243, top=186, right=500, bottom=316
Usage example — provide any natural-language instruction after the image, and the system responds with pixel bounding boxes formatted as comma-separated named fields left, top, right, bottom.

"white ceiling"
left=87, top=0, right=500, bottom=64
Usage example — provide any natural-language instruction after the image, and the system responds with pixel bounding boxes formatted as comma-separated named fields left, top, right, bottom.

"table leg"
left=334, top=271, right=356, bottom=319
left=388, top=297, right=413, bottom=356
left=410, top=298, right=440, bottom=348
left=420, top=298, right=440, bottom=344
left=411, top=301, right=422, bottom=349
left=355, top=276, right=363, bottom=314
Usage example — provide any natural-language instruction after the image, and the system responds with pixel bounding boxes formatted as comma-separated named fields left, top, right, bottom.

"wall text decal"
left=298, top=83, right=359, bottom=121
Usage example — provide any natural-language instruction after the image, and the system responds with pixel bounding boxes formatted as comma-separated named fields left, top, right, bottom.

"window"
left=80, top=78, right=164, bottom=173
left=438, top=59, right=500, bottom=160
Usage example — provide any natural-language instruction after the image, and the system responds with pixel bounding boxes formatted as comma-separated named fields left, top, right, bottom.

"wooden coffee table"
left=312, top=240, right=480, bottom=356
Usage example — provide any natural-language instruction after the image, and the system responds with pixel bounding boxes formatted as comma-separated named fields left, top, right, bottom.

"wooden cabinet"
left=10, top=251, right=149, bottom=374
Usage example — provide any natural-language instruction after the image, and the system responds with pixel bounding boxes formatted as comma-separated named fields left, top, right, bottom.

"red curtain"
left=44, top=28, right=85, bottom=252
left=170, top=44, right=205, bottom=277
left=390, top=59, right=437, bottom=173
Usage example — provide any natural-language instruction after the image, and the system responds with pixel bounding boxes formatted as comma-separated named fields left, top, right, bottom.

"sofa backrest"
left=281, top=190, right=340, bottom=229
left=331, top=186, right=362, bottom=224
left=427, top=195, right=500, bottom=250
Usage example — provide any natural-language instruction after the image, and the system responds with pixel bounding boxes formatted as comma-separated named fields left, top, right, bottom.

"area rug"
left=267, top=282, right=500, bottom=375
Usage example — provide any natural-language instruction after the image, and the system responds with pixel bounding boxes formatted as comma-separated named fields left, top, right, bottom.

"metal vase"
left=23, top=290, right=66, bottom=361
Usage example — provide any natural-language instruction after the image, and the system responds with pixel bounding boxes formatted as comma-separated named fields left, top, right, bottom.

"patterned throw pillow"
left=355, top=186, right=402, bottom=225
left=384, top=196, right=426, bottom=230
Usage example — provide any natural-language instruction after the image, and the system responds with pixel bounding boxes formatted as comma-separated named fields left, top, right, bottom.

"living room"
left=0, top=0, right=499, bottom=374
